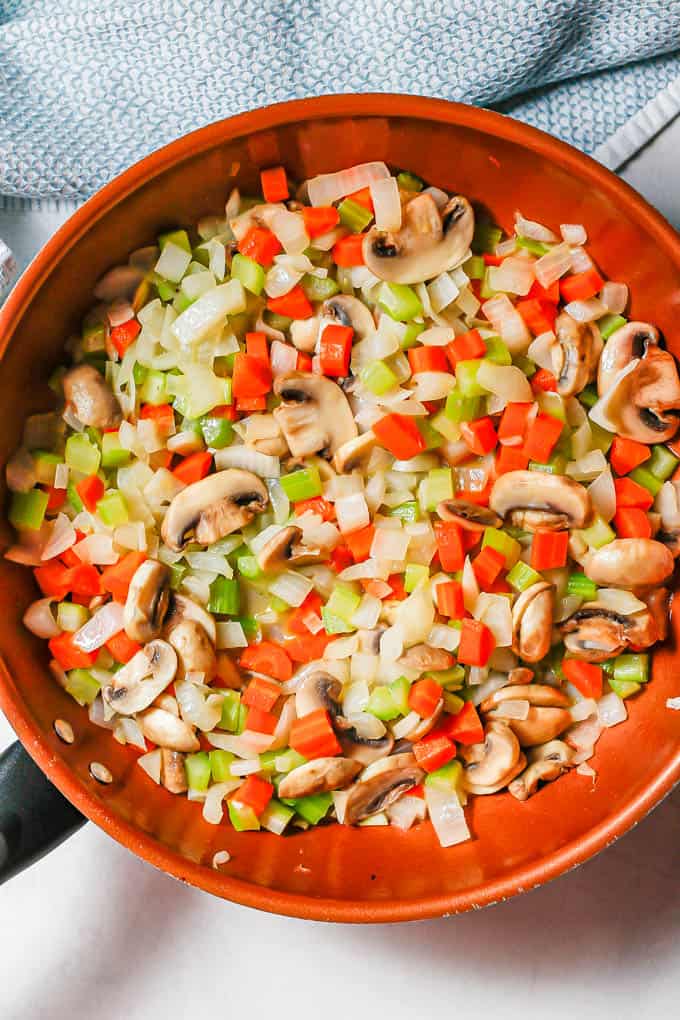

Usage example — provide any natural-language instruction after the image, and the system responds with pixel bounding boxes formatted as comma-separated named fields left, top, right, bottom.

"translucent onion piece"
left=533, top=242, right=572, bottom=288
left=589, top=359, right=640, bottom=433
left=203, top=781, right=241, bottom=825
left=346, top=712, right=386, bottom=739
left=419, top=326, right=454, bottom=347
left=73, top=601, right=125, bottom=652
left=600, top=281, right=628, bottom=316
left=137, top=748, right=162, bottom=784
left=370, top=526, right=410, bottom=563
left=469, top=672, right=509, bottom=706
left=656, top=480, right=680, bottom=529
left=351, top=594, right=382, bottom=630
left=597, top=692, right=628, bottom=728
left=387, top=795, right=427, bottom=830
left=307, top=161, right=389, bottom=206
left=494, top=699, right=530, bottom=720
left=592, top=589, right=646, bottom=615
left=391, top=710, right=421, bottom=739
left=427, top=623, right=460, bottom=652
left=566, top=449, right=607, bottom=481
left=370, top=176, right=401, bottom=232
left=559, top=223, right=587, bottom=245
left=264, top=260, right=304, bottom=298
left=569, top=246, right=594, bottom=273
left=114, top=716, right=147, bottom=751
left=564, top=297, right=607, bottom=323
left=22, top=597, right=59, bottom=639
left=215, top=621, right=248, bottom=649
left=41, top=513, right=77, bottom=561
left=269, top=571, right=313, bottom=608
left=425, top=787, right=471, bottom=848
left=514, top=211, right=558, bottom=243
left=487, top=256, right=534, bottom=297
left=476, top=361, right=532, bottom=403
left=335, top=492, right=370, bottom=535
left=214, top=445, right=280, bottom=478
left=481, top=294, right=531, bottom=352
left=269, top=340, right=298, bottom=377
left=73, top=533, right=118, bottom=565
left=570, top=698, right=598, bottom=721
left=462, top=555, right=480, bottom=612
left=393, top=584, right=435, bottom=647
left=474, top=592, right=513, bottom=647
left=666, top=697, right=680, bottom=710
left=411, top=371, right=456, bottom=401
left=427, top=272, right=459, bottom=313
left=528, top=331, right=557, bottom=372
left=380, top=625, right=404, bottom=662
left=175, top=679, right=222, bottom=731
left=6, top=447, right=37, bottom=493
left=588, top=466, right=616, bottom=522
left=268, top=696, right=297, bottom=751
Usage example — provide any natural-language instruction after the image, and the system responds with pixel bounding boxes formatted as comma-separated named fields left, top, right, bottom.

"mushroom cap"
left=436, top=499, right=502, bottom=531
left=322, top=294, right=376, bottom=339
left=103, top=639, right=177, bottom=715
left=508, top=756, right=570, bottom=801
left=511, top=582, right=554, bottom=663
left=553, top=312, right=602, bottom=398
left=332, top=431, right=378, bottom=473
left=597, top=321, right=659, bottom=395
left=123, top=559, right=171, bottom=643
left=596, top=344, right=680, bottom=444
left=344, top=753, right=424, bottom=823
left=399, top=700, right=444, bottom=742
left=277, top=756, right=360, bottom=799
left=256, top=525, right=322, bottom=572
left=461, top=721, right=522, bottom=792
left=161, top=468, right=268, bottom=551
left=397, top=643, right=453, bottom=675
left=481, top=683, right=570, bottom=712
left=140, top=707, right=200, bottom=752
left=363, top=193, right=474, bottom=285
left=164, top=593, right=217, bottom=644
left=166, top=619, right=217, bottom=681
left=295, top=670, right=342, bottom=718
left=584, top=538, right=674, bottom=588
left=338, top=728, right=395, bottom=766
left=561, top=606, right=630, bottom=661
left=62, top=364, right=122, bottom=430
left=273, top=371, right=358, bottom=458
left=495, top=706, right=573, bottom=747
left=489, top=470, right=591, bottom=530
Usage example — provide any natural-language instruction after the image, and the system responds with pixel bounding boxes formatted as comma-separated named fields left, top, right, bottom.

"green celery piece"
left=139, top=368, right=168, bottom=405
left=529, top=453, right=567, bottom=475
left=377, top=282, right=423, bottom=322
left=236, top=616, right=260, bottom=641
left=471, top=222, right=502, bottom=255
left=613, top=653, right=649, bottom=685
left=462, top=254, right=485, bottom=280
left=387, top=500, right=421, bottom=523
left=219, top=690, right=241, bottom=732
left=400, top=322, right=425, bottom=349
left=589, top=421, right=613, bottom=454
left=516, top=235, right=549, bottom=256
left=264, top=310, right=293, bottom=332
left=272, top=748, right=307, bottom=774
left=65, top=433, right=100, bottom=475
left=279, top=466, right=322, bottom=502
left=404, top=563, right=429, bottom=593
left=67, top=481, right=84, bottom=513
left=228, top=800, right=260, bottom=831
left=445, top=387, right=482, bottom=423
left=209, top=750, right=235, bottom=782
left=158, top=228, right=191, bottom=253
left=320, top=608, right=354, bottom=635
left=325, top=583, right=361, bottom=622
left=260, top=799, right=295, bottom=833
left=208, top=576, right=240, bottom=615
left=185, top=752, right=211, bottom=791
left=169, top=562, right=187, bottom=590
left=366, top=685, right=400, bottom=721
left=199, top=414, right=234, bottom=449
left=360, top=359, right=399, bottom=395
left=567, top=572, right=598, bottom=600
left=97, top=491, right=129, bottom=526
left=598, top=314, right=627, bottom=340
left=578, top=383, right=599, bottom=409
left=443, top=690, right=465, bottom=714
left=231, top=253, right=265, bottom=296
left=429, top=665, right=465, bottom=689
left=101, top=431, right=130, bottom=468
left=483, top=336, right=512, bottom=365
left=338, top=198, right=373, bottom=233
left=282, top=792, right=332, bottom=825
left=301, top=274, right=339, bottom=302
left=579, top=514, right=616, bottom=549
left=608, top=676, right=641, bottom=699
left=514, top=354, right=536, bottom=378
left=418, top=416, right=443, bottom=451
left=506, top=560, right=542, bottom=592
left=480, top=267, right=500, bottom=300
left=65, top=669, right=100, bottom=706
left=9, top=489, right=49, bottom=531
left=628, top=465, right=663, bottom=497
left=237, top=554, right=261, bottom=580
left=482, top=526, right=521, bottom=567
left=396, top=170, right=424, bottom=192
left=425, top=759, right=462, bottom=792
left=56, top=602, right=89, bottom=632
left=32, top=450, right=62, bottom=485
left=648, top=444, right=679, bottom=482
left=388, top=676, right=411, bottom=716
left=455, top=360, right=487, bottom=397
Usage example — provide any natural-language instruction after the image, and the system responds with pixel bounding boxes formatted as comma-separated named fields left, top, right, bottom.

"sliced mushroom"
left=140, top=707, right=200, bottom=752
left=159, top=749, right=188, bottom=794
left=489, top=471, right=591, bottom=531
left=62, top=364, right=122, bottom=430
left=166, top=619, right=217, bottom=681
left=295, top=670, right=342, bottom=718
left=397, top=643, right=452, bottom=675
left=123, top=559, right=171, bottom=643
left=356, top=627, right=386, bottom=655
left=507, top=667, right=534, bottom=685
left=363, top=193, right=474, bottom=284
left=322, top=294, right=376, bottom=338
left=598, top=321, right=659, bottom=395
left=338, top=727, right=395, bottom=766
left=256, top=525, right=322, bottom=572
left=243, top=413, right=289, bottom=458
left=278, top=756, right=360, bottom=799
left=332, top=431, right=377, bottom=473
left=641, top=587, right=670, bottom=644
left=102, top=639, right=177, bottom=715
left=399, top=700, right=443, bottom=742
left=461, top=721, right=525, bottom=794
left=436, top=499, right=502, bottom=531
left=501, top=707, right=572, bottom=747
left=584, top=539, right=674, bottom=589
left=344, top=753, right=424, bottom=823
left=511, top=582, right=554, bottom=663
left=163, top=593, right=217, bottom=644
left=481, top=684, right=570, bottom=712
left=161, top=469, right=268, bottom=551
left=273, top=372, right=358, bottom=458
left=552, top=312, right=602, bottom=398
left=508, top=740, right=575, bottom=801
left=597, top=343, right=680, bottom=444
left=561, top=606, right=631, bottom=661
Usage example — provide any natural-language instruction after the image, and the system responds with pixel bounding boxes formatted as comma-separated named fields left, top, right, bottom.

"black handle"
left=0, top=740, right=85, bottom=883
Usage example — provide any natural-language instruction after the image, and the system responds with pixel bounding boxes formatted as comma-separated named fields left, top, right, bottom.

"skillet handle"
left=0, top=741, right=85, bottom=883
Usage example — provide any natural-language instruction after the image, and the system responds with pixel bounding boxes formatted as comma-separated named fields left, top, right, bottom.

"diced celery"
left=264, top=310, right=292, bottom=332
left=578, top=383, right=599, bottom=409
left=139, top=368, right=168, bottom=405
left=279, top=465, right=322, bottom=501
left=506, top=560, right=543, bottom=592
left=360, top=359, right=398, bottom=395
left=324, top=583, right=361, bottom=622
left=97, top=491, right=129, bottom=526
left=65, top=434, right=101, bottom=475
left=301, top=274, right=339, bottom=302
left=648, top=444, right=679, bottom=482
left=483, top=336, right=512, bottom=365
left=479, top=267, right=500, bottom=300
left=270, top=748, right=307, bottom=774
left=598, top=314, right=627, bottom=340
left=338, top=198, right=373, bottom=233
left=270, top=594, right=290, bottom=615
left=422, top=467, right=453, bottom=511
left=101, top=431, right=131, bottom=468
left=445, top=387, right=483, bottom=423
left=396, top=170, right=424, bottom=192
left=580, top=514, right=616, bottom=549
left=9, top=489, right=49, bottom=531
left=629, top=465, right=663, bottom=497
left=237, top=554, right=261, bottom=579
left=366, top=685, right=400, bottom=721
left=320, top=609, right=354, bottom=635
left=67, top=481, right=83, bottom=513
left=199, top=414, right=233, bottom=450
left=529, top=452, right=567, bottom=475
left=260, top=799, right=295, bottom=834
left=443, top=690, right=465, bottom=714
left=516, top=236, right=549, bottom=256
left=425, top=759, right=462, bottom=792
left=613, top=653, right=649, bottom=685
left=65, top=668, right=100, bottom=706
left=404, top=563, right=429, bottom=593
left=471, top=222, right=502, bottom=255
left=388, top=676, right=411, bottom=716
left=536, top=391, right=567, bottom=423
left=209, top=749, right=235, bottom=782
left=589, top=421, right=613, bottom=454
left=173, top=290, right=193, bottom=314
left=185, top=751, right=211, bottom=791
left=386, top=500, right=421, bottom=523
left=133, top=362, right=148, bottom=385
left=169, top=562, right=187, bottom=590
left=283, top=792, right=332, bottom=825
left=228, top=800, right=260, bottom=831
left=377, top=282, right=423, bottom=322
left=237, top=616, right=261, bottom=642
left=56, top=602, right=89, bottom=632
left=219, top=690, right=241, bottom=732
left=608, top=676, right=641, bottom=699
left=85, top=426, right=102, bottom=450
left=462, top=254, right=485, bottom=280
left=159, top=228, right=191, bottom=253
left=567, top=572, right=598, bottom=600
left=400, top=322, right=425, bottom=349
left=429, top=665, right=465, bottom=689
left=208, top=576, right=240, bottom=615
left=231, top=253, right=265, bottom=296
left=157, top=279, right=177, bottom=303
left=32, top=450, right=62, bottom=486
left=482, top=526, right=521, bottom=567
left=455, top=360, right=488, bottom=397
left=418, top=417, right=443, bottom=451
left=514, top=354, right=536, bottom=378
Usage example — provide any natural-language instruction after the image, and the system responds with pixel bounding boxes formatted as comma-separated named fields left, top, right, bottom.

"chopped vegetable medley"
left=8, top=160, right=680, bottom=848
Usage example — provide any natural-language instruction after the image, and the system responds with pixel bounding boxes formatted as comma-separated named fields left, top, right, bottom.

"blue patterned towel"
left=0, top=0, right=679, bottom=200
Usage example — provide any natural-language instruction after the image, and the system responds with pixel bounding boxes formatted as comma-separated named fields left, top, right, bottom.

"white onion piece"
left=307, top=161, right=389, bottom=206
left=462, top=555, right=480, bottom=612
left=564, top=297, right=607, bottom=323
left=527, top=331, right=557, bottom=372
left=351, top=594, right=382, bottom=630
left=370, top=526, right=409, bottom=562
left=370, top=176, right=401, bottom=232
left=265, top=261, right=304, bottom=298
left=214, top=445, right=279, bottom=478
left=476, top=361, right=532, bottom=403
left=515, top=211, right=558, bottom=243
left=230, top=759, right=262, bottom=777
left=570, top=420, right=592, bottom=460
left=428, top=272, right=459, bottom=312
left=576, top=762, right=597, bottom=779
left=487, top=256, right=534, bottom=296
left=387, top=795, right=427, bottom=830
left=481, top=294, right=531, bottom=352
left=566, top=449, right=607, bottom=481
left=468, top=665, right=489, bottom=686
left=269, top=340, right=298, bottom=377
left=474, top=592, right=513, bottom=647
left=592, top=589, right=646, bottom=614
left=419, top=326, right=455, bottom=346
left=600, top=281, right=628, bottom=315
left=588, top=466, right=616, bottom=522
left=559, top=223, right=587, bottom=245
left=495, top=237, right=517, bottom=257
left=469, top=672, right=509, bottom=706
left=215, top=621, right=247, bottom=649
left=666, top=697, right=680, bottom=710
left=656, top=481, right=680, bottom=528
left=73, top=533, right=118, bottom=565
left=346, top=712, right=386, bottom=740
left=203, top=781, right=241, bottom=825
left=410, top=371, right=455, bottom=401
left=6, top=447, right=37, bottom=493
left=73, top=602, right=125, bottom=652
left=335, top=492, right=369, bottom=535
left=23, top=597, right=60, bottom=639
left=393, top=584, right=434, bottom=646
left=569, top=246, right=594, bottom=273
left=598, top=692, right=628, bottom=728
left=427, top=623, right=460, bottom=652
left=570, top=698, right=598, bottom=722
left=533, top=242, right=572, bottom=288
left=114, top=716, right=147, bottom=751
left=41, top=513, right=77, bottom=561
left=425, top=787, right=470, bottom=848
left=494, top=699, right=530, bottom=720
left=588, top=359, right=640, bottom=432
left=391, top=711, right=421, bottom=740
left=269, top=571, right=313, bottom=608
left=137, top=748, right=162, bottom=784
left=380, top=624, right=404, bottom=662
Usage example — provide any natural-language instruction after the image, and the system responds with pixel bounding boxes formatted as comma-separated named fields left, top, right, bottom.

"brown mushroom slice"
left=494, top=706, right=573, bottom=747
left=508, top=740, right=575, bottom=800
left=507, top=666, right=535, bottom=686
left=511, top=582, right=554, bottom=663
left=400, top=701, right=444, bottom=742
left=595, top=345, right=680, bottom=444
left=597, top=321, right=659, bottom=395
left=338, top=726, right=395, bottom=766
left=295, top=670, right=342, bottom=718
left=584, top=538, right=674, bottom=589
left=461, top=721, right=524, bottom=794
left=102, top=639, right=177, bottom=715
left=436, top=499, right=502, bottom=531
left=140, top=707, right=200, bottom=752
left=161, top=469, right=268, bottom=551
left=552, top=312, right=602, bottom=398
left=322, top=294, right=376, bottom=339
left=159, top=749, right=188, bottom=794
left=561, top=607, right=630, bottom=662
left=62, top=364, right=122, bottom=430
left=163, top=593, right=217, bottom=644
left=332, top=431, right=378, bottom=473
left=363, top=193, right=474, bottom=284
left=489, top=471, right=591, bottom=531
left=397, top=643, right=453, bottom=675
left=278, top=756, right=360, bottom=799
left=273, top=372, right=358, bottom=458
left=641, top=587, right=670, bottom=644
left=123, top=560, right=171, bottom=643
left=166, top=619, right=217, bottom=681
left=344, top=753, right=424, bottom=824
left=480, top=684, right=570, bottom=713
left=256, top=525, right=323, bottom=572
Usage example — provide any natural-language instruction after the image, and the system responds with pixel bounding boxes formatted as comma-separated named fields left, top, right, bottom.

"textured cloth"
left=0, top=0, right=679, bottom=199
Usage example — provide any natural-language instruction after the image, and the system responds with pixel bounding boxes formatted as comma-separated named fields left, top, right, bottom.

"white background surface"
left=1, top=123, right=680, bottom=1020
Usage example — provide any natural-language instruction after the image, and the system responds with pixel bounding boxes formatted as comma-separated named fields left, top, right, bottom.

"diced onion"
left=114, top=716, right=147, bottom=751
left=481, top=294, right=531, bottom=352
left=393, top=584, right=435, bottom=646
left=203, top=781, right=241, bottom=825
left=597, top=692, right=627, bottom=728
left=351, top=594, right=382, bottom=630
left=269, top=571, right=313, bottom=608
left=370, top=526, right=409, bottom=563
left=427, top=273, right=459, bottom=313
left=370, top=177, right=401, bottom=232
left=73, top=533, right=118, bottom=565
left=215, top=445, right=280, bottom=478
left=335, top=492, right=370, bottom=535
left=427, top=623, right=460, bottom=652
left=476, top=361, right=532, bottom=403
left=380, top=625, right=404, bottom=662
left=487, top=256, right=534, bottom=297
left=270, top=340, right=298, bottom=377
left=474, top=592, right=513, bottom=647
left=22, top=597, right=59, bottom=639
left=269, top=209, right=309, bottom=255
left=656, top=481, right=680, bottom=529
left=41, top=513, right=76, bottom=561
left=588, top=466, right=616, bottom=522
left=387, top=795, right=427, bottom=830
left=600, top=281, right=628, bottom=316
left=425, top=787, right=471, bottom=848
left=570, top=698, right=598, bottom=721
left=176, top=679, right=222, bottom=731
left=566, top=449, right=607, bottom=481
left=564, top=297, right=606, bottom=323
left=589, top=360, right=639, bottom=432
left=569, top=246, right=594, bottom=273
left=73, top=602, right=125, bottom=652
left=215, top=621, right=247, bottom=648
left=494, top=699, right=530, bottom=720
left=137, top=748, right=162, bottom=784
left=307, top=162, right=390, bottom=206
left=592, top=589, right=646, bottom=615
left=411, top=371, right=456, bottom=401
left=514, top=211, right=558, bottom=243
left=419, top=326, right=455, bottom=346
left=560, top=223, right=587, bottom=245
left=666, top=697, right=680, bottom=710
left=391, top=711, right=421, bottom=740
left=533, top=242, right=572, bottom=288
left=462, top=555, right=480, bottom=611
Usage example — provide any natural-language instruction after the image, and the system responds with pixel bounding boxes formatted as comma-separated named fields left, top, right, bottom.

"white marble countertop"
left=1, top=122, right=680, bottom=1020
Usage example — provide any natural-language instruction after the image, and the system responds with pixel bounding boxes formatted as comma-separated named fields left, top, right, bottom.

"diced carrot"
left=282, top=632, right=333, bottom=663
left=614, top=476, right=654, bottom=510
left=289, top=709, right=341, bottom=758
left=483, top=253, right=504, bottom=266
left=301, top=206, right=340, bottom=239
left=530, top=529, right=569, bottom=570
left=528, top=278, right=560, bottom=304
left=328, top=545, right=353, bottom=573
left=472, top=545, right=505, bottom=588
left=373, top=413, right=426, bottom=460
left=332, top=234, right=365, bottom=267
left=560, top=268, right=605, bottom=303
left=245, top=706, right=278, bottom=734
left=238, top=226, right=282, bottom=266
left=235, top=395, right=267, bottom=412
left=442, top=701, right=484, bottom=744
left=287, top=591, right=324, bottom=636
left=386, top=573, right=409, bottom=601
left=562, top=659, right=603, bottom=699
left=245, top=331, right=270, bottom=366
left=34, top=562, right=74, bottom=600
left=211, top=403, right=238, bottom=420
left=408, top=346, right=449, bottom=374
left=76, top=475, right=105, bottom=513
left=239, top=641, right=293, bottom=681
left=457, top=619, right=495, bottom=667
left=172, top=451, right=212, bottom=485
left=297, top=352, right=313, bottom=372
left=266, top=285, right=314, bottom=320
left=609, top=436, right=651, bottom=476
left=522, top=412, right=563, bottom=463
left=294, top=496, right=335, bottom=521
left=498, top=402, right=534, bottom=446
left=446, top=328, right=486, bottom=369
left=69, top=564, right=103, bottom=597
left=530, top=367, right=558, bottom=393
left=48, top=631, right=98, bottom=670
left=46, top=485, right=66, bottom=511
left=319, top=323, right=353, bottom=377
left=232, top=774, right=274, bottom=816
left=495, top=445, right=530, bottom=475
left=456, top=481, right=492, bottom=506
left=242, top=676, right=281, bottom=713
left=140, top=403, right=175, bottom=433
left=516, top=298, right=556, bottom=336
left=100, top=551, right=146, bottom=603
left=109, top=319, right=141, bottom=358
left=435, top=580, right=465, bottom=618
left=346, top=186, right=374, bottom=211
left=408, top=677, right=443, bottom=718
left=344, top=524, right=375, bottom=562
left=412, top=732, right=457, bottom=772
left=460, top=416, right=498, bottom=456
left=105, top=630, right=142, bottom=664
left=433, top=521, right=466, bottom=572
left=232, top=352, right=272, bottom=398
left=260, top=166, right=289, bottom=203
left=613, top=507, right=652, bottom=539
